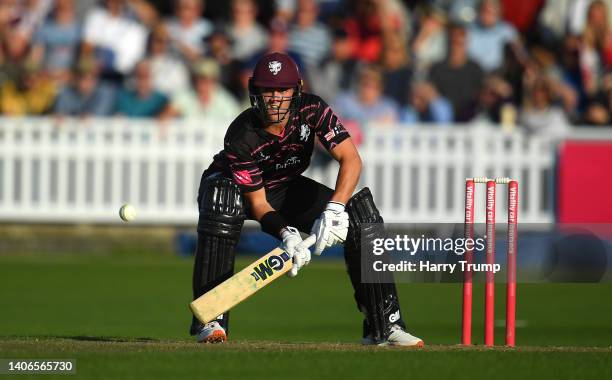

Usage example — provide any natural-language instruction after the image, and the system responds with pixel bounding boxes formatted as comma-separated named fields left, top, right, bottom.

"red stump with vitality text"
left=461, top=179, right=475, bottom=345
left=461, top=177, right=519, bottom=347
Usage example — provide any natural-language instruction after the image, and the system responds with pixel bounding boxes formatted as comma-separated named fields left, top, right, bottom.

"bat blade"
left=190, top=234, right=316, bottom=324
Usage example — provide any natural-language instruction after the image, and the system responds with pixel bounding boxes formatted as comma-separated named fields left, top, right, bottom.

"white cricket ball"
left=119, top=204, right=136, bottom=222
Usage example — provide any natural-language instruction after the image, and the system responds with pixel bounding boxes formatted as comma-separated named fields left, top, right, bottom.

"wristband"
left=261, top=211, right=289, bottom=238
left=326, top=201, right=345, bottom=212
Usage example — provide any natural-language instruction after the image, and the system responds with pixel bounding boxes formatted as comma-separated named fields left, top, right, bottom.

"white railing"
left=0, top=117, right=225, bottom=224
left=1, top=118, right=611, bottom=225
left=308, top=125, right=558, bottom=224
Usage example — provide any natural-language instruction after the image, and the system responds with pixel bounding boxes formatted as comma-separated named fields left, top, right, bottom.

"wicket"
left=462, top=177, right=519, bottom=347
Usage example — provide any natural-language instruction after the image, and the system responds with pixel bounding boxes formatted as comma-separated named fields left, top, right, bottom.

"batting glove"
left=311, top=201, right=349, bottom=255
left=280, top=226, right=311, bottom=277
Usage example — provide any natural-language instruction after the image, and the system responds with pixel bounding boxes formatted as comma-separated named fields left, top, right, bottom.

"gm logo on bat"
left=250, top=252, right=291, bottom=281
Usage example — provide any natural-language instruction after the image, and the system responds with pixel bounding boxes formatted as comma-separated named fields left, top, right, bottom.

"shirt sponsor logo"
left=269, top=61, right=282, bottom=75
left=275, top=156, right=300, bottom=170
left=233, top=170, right=252, bottom=185
left=324, top=130, right=335, bottom=141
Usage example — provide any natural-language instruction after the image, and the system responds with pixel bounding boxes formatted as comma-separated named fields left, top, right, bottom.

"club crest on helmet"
left=268, top=61, right=282, bottom=75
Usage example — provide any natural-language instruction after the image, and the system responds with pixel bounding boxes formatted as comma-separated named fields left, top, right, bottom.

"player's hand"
left=311, top=202, right=349, bottom=255
left=280, top=226, right=311, bottom=277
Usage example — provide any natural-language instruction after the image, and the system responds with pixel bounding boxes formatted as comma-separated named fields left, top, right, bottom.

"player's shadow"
left=62, top=335, right=159, bottom=343
left=3, top=335, right=162, bottom=343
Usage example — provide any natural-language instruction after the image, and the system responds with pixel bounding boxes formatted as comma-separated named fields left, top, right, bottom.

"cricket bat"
left=190, top=234, right=317, bottom=324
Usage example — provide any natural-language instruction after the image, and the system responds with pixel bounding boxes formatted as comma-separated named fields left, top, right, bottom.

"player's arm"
left=312, top=97, right=359, bottom=205
left=311, top=99, right=355, bottom=255
left=309, top=141, right=353, bottom=254
left=243, top=188, right=311, bottom=277
left=328, top=137, right=362, bottom=205
left=243, top=188, right=275, bottom=226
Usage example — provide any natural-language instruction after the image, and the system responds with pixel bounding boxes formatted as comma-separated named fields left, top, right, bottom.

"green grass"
left=1, top=253, right=611, bottom=379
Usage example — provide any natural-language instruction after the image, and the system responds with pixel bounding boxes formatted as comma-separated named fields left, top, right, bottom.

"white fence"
left=310, top=125, right=557, bottom=224
left=1, top=117, right=610, bottom=225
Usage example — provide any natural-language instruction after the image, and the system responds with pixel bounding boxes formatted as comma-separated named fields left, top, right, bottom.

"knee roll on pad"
left=197, top=175, right=245, bottom=238
left=191, top=174, right=245, bottom=334
left=344, top=188, right=405, bottom=343
left=346, top=187, right=384, bottom=249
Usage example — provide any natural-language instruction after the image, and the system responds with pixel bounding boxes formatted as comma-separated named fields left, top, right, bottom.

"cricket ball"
left=119, top=204, right=136, bottom=222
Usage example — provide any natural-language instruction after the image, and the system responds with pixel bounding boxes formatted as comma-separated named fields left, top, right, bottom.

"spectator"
left=521, top=55, right=579, bottom=119
left=537, top=0, right=570, bottom=48
left=275, top=0, right=296, bottom=22
left=400, top=81, right=453, bottom=123
left=228, top=0, right=268, bottom=61
left=583, top=72, right=612, bottom=125
left=205, top=25, right=243, bottom=101
left=310, top=27, right=360, bottom=104
left=580, top=0, right=612, bottom=97
left=0, top=29, right=32, bottom=85
left=538, top=0, right=571, bottom=42
left=276, top=0, right=346, bottom=23
left=412, top=6, right=447, bottom=78
left=12, top=0, right=54, bottom=39
left=148, top=25, right=190, bottom=97
left=0, top=1, right=21, bottom=38
left=437, top=0, right=478, bottom=24
left=125, top=0, right=159, bottom=29
left=169, top=59, right=241, bottom=120
left=476, top=75, right=514, bottom=123
left=584, top=99, right=611, bottom=125
left=344, top=0, right=410, bottom=62
left=380, top=32, right=412, bottom=106
left=81, top=0, right=148, bottom=77
left=53, top=58, right=117, bottom=116
left=520, top=76, right=570, bottom=135
left=288, top=0, right=331, bottom=70
left=73, top=0, right=102, bottom=20
left=429, top=22, right=484, bottom=122
left=246, top=18, right=306, bottom=81
left=551, top=40, right=586, bottom=121
left=539, top=0, right=612, bottom=39
left=116, top=59, right=169, bottom=118
left=165, top=0, right=212, bottom=62
left=31, top=0, right=81, bottom=84
left=0, top=62, right=56, bottom=115
left=500, top=0, right=544, bottom=35
left=467, top=0, right=518, bottom=72
left=535, top=0, right=611, bottom=49
left=316, top=0, right=347, bottom=21
left=235, top=63, right=253, bottom=110
left=334, top=64, right=399, bottom=128
left=497, top=39, right=529, bottom=108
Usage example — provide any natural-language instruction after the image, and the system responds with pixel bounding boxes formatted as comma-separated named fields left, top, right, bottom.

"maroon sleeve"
left=224, top=141, right=264, bottom=192
left=312, top=99, right=351, bottom=152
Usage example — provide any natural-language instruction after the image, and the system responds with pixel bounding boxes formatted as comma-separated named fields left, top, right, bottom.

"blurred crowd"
left=1, top=0, right=612, bottom=136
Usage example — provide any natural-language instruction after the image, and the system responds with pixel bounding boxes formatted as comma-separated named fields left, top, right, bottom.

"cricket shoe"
left=196, top=321, right=227, bottom=343
left=362, top=324, right=424, bottom=347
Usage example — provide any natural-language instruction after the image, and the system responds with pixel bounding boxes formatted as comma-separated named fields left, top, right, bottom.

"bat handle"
left=302, top=234, right=317, bottom=249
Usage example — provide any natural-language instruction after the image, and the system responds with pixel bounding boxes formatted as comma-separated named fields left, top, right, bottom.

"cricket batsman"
left=190, top=52, right=424, bottom=347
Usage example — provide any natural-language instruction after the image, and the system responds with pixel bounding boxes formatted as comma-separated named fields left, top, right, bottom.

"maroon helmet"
left=248, top=52, right=303, bottom=123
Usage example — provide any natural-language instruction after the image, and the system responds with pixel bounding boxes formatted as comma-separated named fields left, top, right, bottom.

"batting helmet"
left=248, top=52, right=303, bottom=123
